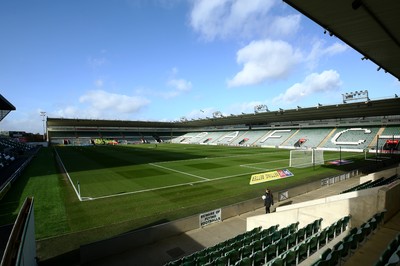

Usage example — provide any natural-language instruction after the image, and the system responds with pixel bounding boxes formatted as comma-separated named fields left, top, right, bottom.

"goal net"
left=289, top=149, right=324, bottom=168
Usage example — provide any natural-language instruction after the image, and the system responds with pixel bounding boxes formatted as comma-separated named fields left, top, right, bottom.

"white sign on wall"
left=199, top=208, right=222, bottom=227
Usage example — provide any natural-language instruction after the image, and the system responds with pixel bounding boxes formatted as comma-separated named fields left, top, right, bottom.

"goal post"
left=289, top=148, right=324, bottom=168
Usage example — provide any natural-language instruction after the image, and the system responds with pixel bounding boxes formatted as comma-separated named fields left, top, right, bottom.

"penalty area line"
left=149, top=163, right=209, bottom=181
left=82, top=179, right=209, bottom=201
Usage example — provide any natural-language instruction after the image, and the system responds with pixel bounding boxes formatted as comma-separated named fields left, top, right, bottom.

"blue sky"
left=1, top=0, right=399, bottom=134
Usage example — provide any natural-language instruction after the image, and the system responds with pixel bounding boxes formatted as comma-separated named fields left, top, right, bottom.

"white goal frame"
left=289, top=148, right=324, bottom=168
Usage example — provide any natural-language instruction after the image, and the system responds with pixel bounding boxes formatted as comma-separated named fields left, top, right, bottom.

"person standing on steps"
left=262, top=188, right=274, bottom=214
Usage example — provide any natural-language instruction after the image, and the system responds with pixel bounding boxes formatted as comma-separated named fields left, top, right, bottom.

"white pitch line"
left=240, top=158, right=289, bottom=167
left=149, top=163, right=209, bottom=181
left=155, top=150, right=289, bottom=165
left=54, top=148, right=82, bottom=201
left=83, top=179, right=209, bottom=201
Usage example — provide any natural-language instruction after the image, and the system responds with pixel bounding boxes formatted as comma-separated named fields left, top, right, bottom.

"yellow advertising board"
left=249, top=169, right=294, bottom=185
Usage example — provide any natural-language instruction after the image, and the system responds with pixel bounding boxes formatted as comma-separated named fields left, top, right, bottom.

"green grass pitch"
left=0, top=143, right=368, bottom=259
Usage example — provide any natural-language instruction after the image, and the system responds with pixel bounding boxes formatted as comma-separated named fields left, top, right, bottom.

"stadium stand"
left=47, top=124, right=400, bottom=154
left=254, top=130, right=295, bottom=147
left=215, top=131, right=247, bottom=145
left=231, top=130, right=269, bottom=146
left=323, top=127, right=381, bottom=150
left=283, top=128, right=333, bottom=149
left=340, top=174, right=399, bottom=194
left=0, top=95, right=42, bottom=266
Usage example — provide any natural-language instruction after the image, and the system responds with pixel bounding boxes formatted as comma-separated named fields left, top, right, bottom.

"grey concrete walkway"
left=89, top=176, right=367, bottom=266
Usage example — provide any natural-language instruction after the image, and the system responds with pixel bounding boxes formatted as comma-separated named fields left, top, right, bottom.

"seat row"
left=164, top=221, right=316, bottom=266
left=341, top=175, right=399, bottom=194
left=311, top=211, right=384, bottom=266
left=260, top=216, right=351, bottom=266
left=375, top=232, right=400, bottom=266
left=164, top=216, right=352, bottom=266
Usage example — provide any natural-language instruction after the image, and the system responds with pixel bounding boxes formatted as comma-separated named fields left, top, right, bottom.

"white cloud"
left=306, top=41, right=348, bottom=69
left=273, top=70, right=342, bottom=104
left=268, top=14, right=301, bottom=36
left=79, top=90, right=149, bottom=113
left=227, top=39, right=302, bottom=87
left=162, top=68, right=192, bottom=99
left=189, top=0, right=277, bottom=40
left=52, top=90, right=150, bottom=120
left=167, top=78, right=192, bottom=92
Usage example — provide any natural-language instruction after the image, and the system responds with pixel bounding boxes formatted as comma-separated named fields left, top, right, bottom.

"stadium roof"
left=283, top=0, right=400, bottom=80
left=47, top=97, right=400, bottom=129
left=0, top=94, right=16, bottom=122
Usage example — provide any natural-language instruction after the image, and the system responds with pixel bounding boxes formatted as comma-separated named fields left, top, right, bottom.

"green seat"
left=375, top=248, right=392, bottom=266
left=243, top=235, right=253, bottom=246
left=342, top=215, right=351, bottom=231
left=265, top=243, right=278, bottom=262
left=296, top=227, right=306, bottom=243
left=289, top=221, right=299, bottom=234
left=362, top=222, right=372, bottom=239
left=250, top=249, right=265, bottom=266
left=208, top=250, right=222, bottom=262
left=196, top=254, right=210, bottom=265
left=368, top=217, right=378, bottom=232
left=282, top=249, right=296, bottom=266
left=268, top=257, right=283, bottom=266
left=182, top=259, right=195, bottom=266
left=239, top=244, right=252, bottom=259
left=356, top=227, right=367, bottom=244
left=182, top=253, right=196, bottom=265
left=386, top=250, right=400, bottom=266
left=261, top=235, right=272, bottom=249
left=338, top=240, right=351, bottom=260
left=294, top=242, right=309, bottom=264
left=214, top=254, right=228, bottom=266
left=307, top=235, right=319, bottom=255
left=326, top=249, right=340, bottom=266
left=374, top=211, right=386, bottom=227
left=317, top=228, right=327, bottom=249
left=335, top=219, right=343, bottom=236
left=261, top=224, right=279, bottom=238
left=313, top=218, right=323, bottom=234
left=280, top=226, right=289, bottom=238
left=195, top=248, right=207, bottom=259
left=226, top=249, right=241, bottom=265
left=234, top=257, right=252, bottom=266
left=252, top=239, right=263, bottom=253
left=271, top=230, right=281, bottom=243
left=286, top=233, right=297, bottom=249
left=305, top=223, right=314, bottom=238
left=326, top=224, right=335, bottom=241
left=277, top=237, right=288, bottom=255
left=267, top=225, right=279, bottom=235
left=230, top=239, right=242, bottom=250
left=320, top=248, right=332, bottom=260
left=347, top=233, right=359, bottom=252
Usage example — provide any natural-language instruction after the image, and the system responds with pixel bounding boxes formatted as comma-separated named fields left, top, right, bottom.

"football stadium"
left=1, top=1, right=400, bottom=266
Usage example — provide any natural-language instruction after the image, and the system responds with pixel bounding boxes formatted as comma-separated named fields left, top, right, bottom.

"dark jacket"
left=264, top=192, right=274, bottom=206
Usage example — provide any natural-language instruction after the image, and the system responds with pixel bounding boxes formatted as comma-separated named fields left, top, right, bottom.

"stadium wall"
left=246, top=165, right=400, bottom=232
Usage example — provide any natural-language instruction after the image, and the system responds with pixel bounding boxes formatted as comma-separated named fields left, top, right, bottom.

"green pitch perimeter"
left=0, top=144, right=369, bottom=260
